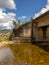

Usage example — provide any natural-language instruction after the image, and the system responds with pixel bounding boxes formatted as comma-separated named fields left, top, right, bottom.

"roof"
left=33, top=11, right=49, bottom=21
left=16, top=21, right=31, bottom=30
left=16, top=11, right=49, bottom=30
left=21, top=21, right=31, bottom=26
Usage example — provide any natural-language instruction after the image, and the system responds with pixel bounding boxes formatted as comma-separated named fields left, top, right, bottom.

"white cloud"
left=0, top=0, right=16, bottom=9
left=18, top=16, right=27, bottom=19
left=0, top=0, right=17, bottom=30
left=0, top=9, right=17, bottom=29
left=33, top=0, right=49, bottom=19
left=0, top=9, right=6, bottom=19
left=3, top=13, right=17, bottom=29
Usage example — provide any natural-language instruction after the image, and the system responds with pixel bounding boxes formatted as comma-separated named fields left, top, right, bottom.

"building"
left=13, top=11, right=49, bottom=43
left=32, top=11, right=49, bottom=42
left=15, top=21, right=32, bottom=38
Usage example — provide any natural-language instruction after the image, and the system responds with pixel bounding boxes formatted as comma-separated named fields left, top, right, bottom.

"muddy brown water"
left=0, top=43, right=49, bottom=65
left=0, top=46, right=29, bottom=65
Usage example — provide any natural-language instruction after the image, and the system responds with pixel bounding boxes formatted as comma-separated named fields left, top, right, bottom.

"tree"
left=9, top=20, right=21, bottom=40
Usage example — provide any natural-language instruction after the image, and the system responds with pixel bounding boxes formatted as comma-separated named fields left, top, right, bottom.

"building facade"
left=32, top=11, right=49, bottom=42
left=15, top=21, right=32, bottom=38
left=15, top=11, right=49, bottom=42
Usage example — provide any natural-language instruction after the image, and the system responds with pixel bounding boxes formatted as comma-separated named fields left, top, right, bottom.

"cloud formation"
left=0, top=10, right=16, bottom=29
left=33, top=0, right=49, bottom=19
left=18, top=16, right=27, bottom=19
left=0, top=0, right=16, bottom=9
left=0, top=0, right=16, bottom=30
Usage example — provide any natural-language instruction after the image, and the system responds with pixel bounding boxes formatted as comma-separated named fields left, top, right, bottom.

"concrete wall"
left=16, top=22, right=32, bottom=38
left=38, top=28, right=43, bottom=40
left=33, top=14, right=49, bottom=41
left=22, top=22, right=32, bottom=37
left=46, top=26, right=49, bottom=40
left=37, top=15, right=49, bottom=27
left=32, top=22, right=39, bottom=41
left=15, top=12, right=49, bottom=42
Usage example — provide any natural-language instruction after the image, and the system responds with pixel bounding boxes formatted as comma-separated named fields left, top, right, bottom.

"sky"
left=0, top=0, right=49, bottom=30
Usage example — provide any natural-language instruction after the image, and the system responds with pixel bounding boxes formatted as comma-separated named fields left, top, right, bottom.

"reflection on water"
left=0, top=43, right=49, bottom=65
left=0, top=47, right=14, bottom=65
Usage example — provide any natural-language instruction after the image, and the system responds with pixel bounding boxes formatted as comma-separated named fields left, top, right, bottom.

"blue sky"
left=0, top=0, right=49, bottom=29
left=5, top=0, right=47, bottom=22
left=15, top=0, right=46, bottom=16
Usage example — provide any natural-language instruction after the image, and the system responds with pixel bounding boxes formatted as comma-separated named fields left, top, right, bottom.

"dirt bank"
left=0, top=41, right=14, bottom=48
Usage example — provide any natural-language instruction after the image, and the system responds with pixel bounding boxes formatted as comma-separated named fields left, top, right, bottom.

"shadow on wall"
left=31, top=40, right=49, bottom=52
left=31, top=19, right=49, bottom=52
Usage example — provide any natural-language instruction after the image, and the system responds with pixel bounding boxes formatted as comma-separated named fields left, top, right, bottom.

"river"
left=0, top=43, right=49, bottom=65
left=0, top=47, right=14, bottom=65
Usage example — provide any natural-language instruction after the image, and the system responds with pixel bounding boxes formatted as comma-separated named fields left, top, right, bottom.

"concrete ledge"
left=11, top=37, right=31, bottom=43
left=32, top=40, right=49, bottom=43
left=31, top=40, right=49, bottom=51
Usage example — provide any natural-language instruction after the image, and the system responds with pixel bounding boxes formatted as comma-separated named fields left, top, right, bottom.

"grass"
left=8, top=43, right=49, bottom=65
left=0, top=38, right=9, bottom=42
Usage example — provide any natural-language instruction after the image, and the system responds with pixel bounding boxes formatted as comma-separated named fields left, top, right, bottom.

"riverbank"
left=0, top=41, right=14, bottom=48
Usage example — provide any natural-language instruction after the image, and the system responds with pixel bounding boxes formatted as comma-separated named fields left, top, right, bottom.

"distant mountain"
left=0, top=29, right=12, bottom=33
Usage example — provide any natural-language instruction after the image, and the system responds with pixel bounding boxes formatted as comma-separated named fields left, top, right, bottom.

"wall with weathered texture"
left=37, top=15, right=49, bottom=27
left=38, top=28, right=43, bottom=40
left=15, top=11, right=49, bottom=43
left=33, top=13, right=49, bottom=41
left=16, top=22, right=32, bottom=38
left=22, top=22, right=32, bottom=37
left=32, top=22, right=39, bottom=41
left=46, top=26, right=49, bottom=40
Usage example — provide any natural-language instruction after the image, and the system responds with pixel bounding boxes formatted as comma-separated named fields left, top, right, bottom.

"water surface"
left=0, top=47, right=14, bottom=65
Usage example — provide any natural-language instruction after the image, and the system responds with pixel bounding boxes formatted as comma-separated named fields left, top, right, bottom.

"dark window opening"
left=42, top=26, right=47, bottom=40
